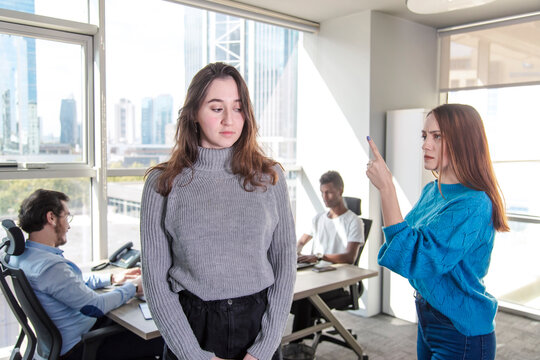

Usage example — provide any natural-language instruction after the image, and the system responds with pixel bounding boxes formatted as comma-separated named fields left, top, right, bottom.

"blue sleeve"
left=83, top=272, right=112, bottom=290
left=38, top=263, right=135, bottom=317
left=378, top=196, right=492, bottom=279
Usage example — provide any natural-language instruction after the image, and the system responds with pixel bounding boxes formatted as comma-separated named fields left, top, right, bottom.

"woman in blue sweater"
left=366, top=104, right=509, bottom=360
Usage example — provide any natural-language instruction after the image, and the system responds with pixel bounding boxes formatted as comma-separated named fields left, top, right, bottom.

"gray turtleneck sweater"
left=140, top=147, right=296, bottom=360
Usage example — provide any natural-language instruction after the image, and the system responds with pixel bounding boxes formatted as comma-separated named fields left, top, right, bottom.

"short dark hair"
left=319, top=171, right=344, bottom=191
left=18, top=189, right=69, bottom=233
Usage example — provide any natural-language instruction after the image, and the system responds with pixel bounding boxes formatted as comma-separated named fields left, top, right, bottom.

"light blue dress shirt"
left=9, top=241, right=136, bottom=355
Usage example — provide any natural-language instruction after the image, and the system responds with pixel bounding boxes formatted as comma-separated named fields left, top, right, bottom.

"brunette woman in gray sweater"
left=140, top=62, right=296, bottom=360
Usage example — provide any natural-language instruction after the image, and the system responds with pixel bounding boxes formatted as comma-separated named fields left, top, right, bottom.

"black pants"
left=62, top=316, right=164, bottom=360
left=166, top=289, right=280, bottom=360
left=290, top=287, right=349, bottom=338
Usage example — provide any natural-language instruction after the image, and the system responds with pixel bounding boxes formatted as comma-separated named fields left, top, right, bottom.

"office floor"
left=290, top=310, right=540, bottom=360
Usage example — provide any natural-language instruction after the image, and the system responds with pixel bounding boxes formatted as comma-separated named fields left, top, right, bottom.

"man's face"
left=53, top=201, right=71, bottom=247
left=320, top=182, right=343, bottom=209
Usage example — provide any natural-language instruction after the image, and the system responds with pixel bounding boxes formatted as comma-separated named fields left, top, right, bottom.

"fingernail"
left=367, top=135, right=371, bottom=141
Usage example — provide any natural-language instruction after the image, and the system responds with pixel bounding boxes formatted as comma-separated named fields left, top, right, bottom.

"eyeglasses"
left=63, top=213, right=74, bottom=224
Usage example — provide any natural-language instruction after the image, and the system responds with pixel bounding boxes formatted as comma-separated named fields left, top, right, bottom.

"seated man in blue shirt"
left=9, top=189, right=163, bottom=360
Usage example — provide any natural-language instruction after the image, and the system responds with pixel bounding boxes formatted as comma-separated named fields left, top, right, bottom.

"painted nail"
left=367, top=135, right=371, bottom=141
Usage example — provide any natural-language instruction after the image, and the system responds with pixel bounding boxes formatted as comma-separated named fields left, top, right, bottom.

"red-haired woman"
left=366, top=104, right=508, bottom=360
left=140, top=62, right=296, bottom=360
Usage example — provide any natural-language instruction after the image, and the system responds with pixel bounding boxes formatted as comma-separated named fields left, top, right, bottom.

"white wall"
left=297, top=10, right=438, bottom=317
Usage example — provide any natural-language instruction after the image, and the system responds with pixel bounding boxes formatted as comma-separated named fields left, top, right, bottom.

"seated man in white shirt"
left=9, top=189, right=163, bottom=360
left=293, top=171, right=365, bottom=335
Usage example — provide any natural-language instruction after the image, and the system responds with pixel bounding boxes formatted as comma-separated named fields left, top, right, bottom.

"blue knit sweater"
left=378, top=180, right=497, bottom=336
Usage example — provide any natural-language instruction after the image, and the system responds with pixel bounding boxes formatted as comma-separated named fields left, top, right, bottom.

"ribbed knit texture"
left=379, top=180, right=497, bottom=336
left=140, top=147, right=297, bottom=360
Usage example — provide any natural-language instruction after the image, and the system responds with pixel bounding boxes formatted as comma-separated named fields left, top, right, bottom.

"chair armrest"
left=81, top=324, right=126, bottom=360
left=82, top=324, right=125, bottom=343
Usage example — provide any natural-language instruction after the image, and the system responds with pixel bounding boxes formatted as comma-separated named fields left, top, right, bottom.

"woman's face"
left=197, top=76, right=245, bottom=149
left=422, top=113, right=453, bottom=176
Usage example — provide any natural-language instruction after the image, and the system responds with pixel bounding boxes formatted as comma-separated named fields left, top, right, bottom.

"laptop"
left=297, top=261, right=315, bottom=269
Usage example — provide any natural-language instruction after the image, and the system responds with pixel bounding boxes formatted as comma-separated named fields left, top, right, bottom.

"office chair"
left=0, top=219, right=124, bottom=360
left=311, top=198, right=373, bottom=359
left=343, top=196, right=361, bottom=216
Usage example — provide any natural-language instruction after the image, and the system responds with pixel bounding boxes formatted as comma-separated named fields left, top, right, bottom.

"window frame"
left=0, top=8, right=108, bottom=260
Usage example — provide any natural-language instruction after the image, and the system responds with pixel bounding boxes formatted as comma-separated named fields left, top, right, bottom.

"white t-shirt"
left=309, top=210, right=365, bottom=255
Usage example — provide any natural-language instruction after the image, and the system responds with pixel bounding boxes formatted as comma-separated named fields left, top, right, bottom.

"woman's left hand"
left=243, top=354, right=258, bottom=360
left=365, top=137, right=394, bottom=192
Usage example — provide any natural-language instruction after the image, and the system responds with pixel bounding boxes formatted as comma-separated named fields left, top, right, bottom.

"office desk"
left=283, top=264, right=378, bottom=359
left=107, top=297, right=160, bottom=340
left=103, top=264, right=378, bottom=357
left=85, top=262, right=161, bottom=340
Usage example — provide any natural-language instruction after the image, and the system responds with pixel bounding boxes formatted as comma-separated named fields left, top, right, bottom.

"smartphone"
left=312, top=265, right=336, bottom=273
left=139, top=303, right=152, bottom=320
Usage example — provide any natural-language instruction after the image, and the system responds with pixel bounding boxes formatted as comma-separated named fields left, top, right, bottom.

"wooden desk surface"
left=107, top=297, right=160, bottom=340
left=293, top=264, right=378, bottom=301
left=105, top=264, right=378, bottom=340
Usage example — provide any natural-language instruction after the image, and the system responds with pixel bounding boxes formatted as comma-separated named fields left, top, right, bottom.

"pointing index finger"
left=366, top=136, right=383, bottom=160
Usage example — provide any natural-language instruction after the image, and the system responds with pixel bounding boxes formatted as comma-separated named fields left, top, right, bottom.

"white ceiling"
left=233, top=0, right=540, bottom=29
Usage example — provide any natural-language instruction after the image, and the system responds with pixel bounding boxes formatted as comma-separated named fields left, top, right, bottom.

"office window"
left=0, top=0, right=89, bottom=24
left=440, top=19, right=540, bottom=90
left=441, top=17, right=540, bottom=317
left=0, top=32, right=87, bottom=165
left=105, top=0, right=300, bottom=245
left=0, top=0, right=301, bottom=353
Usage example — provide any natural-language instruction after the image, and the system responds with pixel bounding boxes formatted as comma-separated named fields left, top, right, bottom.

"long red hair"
left=430, top=104, right=509, bottom=232
left=147, top=62, right=279, bottom=195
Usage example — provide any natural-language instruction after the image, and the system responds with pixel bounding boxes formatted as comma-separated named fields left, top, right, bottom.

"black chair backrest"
left=1, top=219, right=25, bottom=259
left=354, top=218, right=372, bottom=266
left=1, top=219, right=62, bottom=360
left=343, top=197, right=361, bottom=216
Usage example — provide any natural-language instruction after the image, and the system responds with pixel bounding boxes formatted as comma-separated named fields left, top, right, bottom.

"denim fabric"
left=415, top=293, right=496, bottom=360
left=166, top=289, right=280, bottom=360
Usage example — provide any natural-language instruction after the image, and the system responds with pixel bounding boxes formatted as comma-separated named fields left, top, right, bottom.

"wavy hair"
left=429, top=104, right=509, bottom=232
left=18, top=189, right=69, bottom=233
left=147, top=62, right=279, bottom=195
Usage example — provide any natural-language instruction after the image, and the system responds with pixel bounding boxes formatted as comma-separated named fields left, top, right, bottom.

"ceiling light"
left=406, top=0, right=496, bottom=14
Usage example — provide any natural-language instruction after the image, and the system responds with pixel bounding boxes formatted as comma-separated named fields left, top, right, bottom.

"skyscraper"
left=140, top=95, right=173, bottom=145
left=0, top=0, right=39, bottom=156
left=114, top=98, right=136, bottom=144
left=59, top=98, right=77, bottom=146
left=141, top=97, right=153, bottom=145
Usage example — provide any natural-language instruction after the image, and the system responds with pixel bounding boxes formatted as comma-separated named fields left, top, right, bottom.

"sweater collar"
left=194, top=146, right=233, bottom=172
left=434, top=179, right=469, bottom=195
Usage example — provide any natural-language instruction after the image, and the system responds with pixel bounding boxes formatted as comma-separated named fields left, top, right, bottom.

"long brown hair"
left=429, top=104, right=509, bottom=232
left=147, top=62, right=279, bottom=195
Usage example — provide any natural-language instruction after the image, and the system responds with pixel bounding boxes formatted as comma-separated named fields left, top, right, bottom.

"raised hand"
left=365, top=136, right=393, bottom=192
left=365, top=136, right=403, bottom=226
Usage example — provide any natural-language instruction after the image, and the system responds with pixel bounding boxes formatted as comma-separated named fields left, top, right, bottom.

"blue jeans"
left=415, top=293, right=496, bottom=360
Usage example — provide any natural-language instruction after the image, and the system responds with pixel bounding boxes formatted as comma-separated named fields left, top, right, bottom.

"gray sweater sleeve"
left=247, top=167, right=297, bottom=359
left=140, top=170, right=214, bottom=360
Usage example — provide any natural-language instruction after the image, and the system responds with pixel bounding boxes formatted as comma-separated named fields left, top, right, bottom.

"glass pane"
left=107, top=176, right=143, bottom=254
left=0, top=178, right=91, bottom=349
left=440, top=19, right=540, bottom=90
left=485, top=221, right=540, bottom=312
left=0, top=0, right=89, bottom=24
left=494, top=162, right=540, bottom=217
left=447, top=85, right=540, bottom=314
left=448, top=85, right=540, bottom=161
left=105, top=0, right=299, bottom=168
left=0, top=33, right=86, bottom=164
